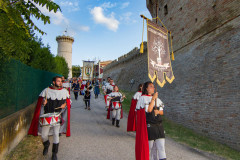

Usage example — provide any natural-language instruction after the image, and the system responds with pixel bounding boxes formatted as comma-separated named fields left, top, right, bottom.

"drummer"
left=28, top=76, right=71, bottom=160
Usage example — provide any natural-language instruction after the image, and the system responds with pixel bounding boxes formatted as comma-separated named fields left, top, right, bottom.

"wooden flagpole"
left=154, top=2, right=158, bottom=112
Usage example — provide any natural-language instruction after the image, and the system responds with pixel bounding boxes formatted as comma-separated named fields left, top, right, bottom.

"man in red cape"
left=28, top=76, right=71, bottom=160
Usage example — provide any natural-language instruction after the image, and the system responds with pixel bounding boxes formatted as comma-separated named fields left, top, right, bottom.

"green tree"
left=54, top=56, right=69, bottom=78
left=72, top=65, right=81, bottom=78
left=28, top=41, right=55, bottom=72
left=0, top=0, right=61, bottom=62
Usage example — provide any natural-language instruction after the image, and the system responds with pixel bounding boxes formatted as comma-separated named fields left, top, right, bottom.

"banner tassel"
left=140, top=18, right=144, bottom=54
left=140, top=42, right=144, bottom=54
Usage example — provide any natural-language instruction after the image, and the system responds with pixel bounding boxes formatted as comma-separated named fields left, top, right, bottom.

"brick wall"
left=103, top=0, right=240, bottom=150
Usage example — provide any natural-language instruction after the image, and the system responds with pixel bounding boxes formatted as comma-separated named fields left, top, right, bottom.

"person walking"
left=135, top=81, right=166, bottom=160
left=94, top=79, right=100, bottom=98
left=72, top=80, right=80, bottom=100
left=28, top=76, right=71, bottom=160
left=84, top=81, right=93, bottom=110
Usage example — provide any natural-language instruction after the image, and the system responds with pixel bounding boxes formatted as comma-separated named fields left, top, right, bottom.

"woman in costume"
left=135, top=81, right=166, bottom=160
left=94, top=79, right=100, bottom=98
left=127, top=83, right=143, bottom=132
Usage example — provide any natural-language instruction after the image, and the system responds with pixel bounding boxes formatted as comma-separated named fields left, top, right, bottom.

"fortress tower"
left=56, top=35, right=74, bottom=78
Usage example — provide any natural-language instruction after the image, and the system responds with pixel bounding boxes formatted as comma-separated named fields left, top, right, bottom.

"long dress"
left=94, top=81, right=100, bottom=96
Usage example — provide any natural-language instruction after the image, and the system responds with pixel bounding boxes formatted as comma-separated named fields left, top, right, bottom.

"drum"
left=39, top=112, right=61, bottom=126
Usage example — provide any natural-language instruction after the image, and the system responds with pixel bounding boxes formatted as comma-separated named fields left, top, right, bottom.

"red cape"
left=104, top=95, right=108, bottom=105
left=127, top=98, right=137, bottom=132
left=135, top=108, right=149, bottom=160
left=28, top=97, right=71, bottom=137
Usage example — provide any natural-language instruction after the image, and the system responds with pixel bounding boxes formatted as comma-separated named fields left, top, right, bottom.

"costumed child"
left=107, top=85, right=125, bottom=127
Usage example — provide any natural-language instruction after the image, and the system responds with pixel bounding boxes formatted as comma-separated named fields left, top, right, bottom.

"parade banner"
left=82, top=61, right=94, bottom=80
left=147, top=20, right=175, bottom=87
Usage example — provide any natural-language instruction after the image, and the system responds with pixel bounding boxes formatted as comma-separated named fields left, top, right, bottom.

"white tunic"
left=62, top=82, right=71, bottom=88
left=40, top=87, right=70, bottom=100
left=108, top=92, right=123, bottom=109
left=105, top=84, right=114, bottom=93
left=136, top=95, right=164, bottom=112
left=133, top=91, right=142, bottom=100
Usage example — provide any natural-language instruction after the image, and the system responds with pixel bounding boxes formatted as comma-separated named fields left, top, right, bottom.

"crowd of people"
left=27, top=75, right=167, bottom=160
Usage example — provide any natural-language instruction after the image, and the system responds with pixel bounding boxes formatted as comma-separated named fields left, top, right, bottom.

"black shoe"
left=43, top=140, right=50, bottom=155
left=112, top=118, right=115, bottom=125
left=116, top=120, right=120, bottom=128
left=52, top=143, right=59, bottom=160
left=85, top=107, right=87, bottom=109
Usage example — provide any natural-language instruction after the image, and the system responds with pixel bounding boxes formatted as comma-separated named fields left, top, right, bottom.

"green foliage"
left=0, top=0, right=61, bottom=62
left=72, top=65, right=81, bottom=77
left=163, top=117, right=240, bottom=160
left=54, top=56, right=69, bottom=78
left=27, top=37, right=55, bottom=72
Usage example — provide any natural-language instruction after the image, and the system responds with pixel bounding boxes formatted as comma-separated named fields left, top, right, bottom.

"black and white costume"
left=84, top=85, right=93, bottom=109
left=105, top=84, right=114, bottom=94
left=108, top=91, right=123, bottom=127
left=104, top=84, right=114, bottom=108
left=136, top=95, right=166, bottom=160
left=28, top=87, right=71, bottom=159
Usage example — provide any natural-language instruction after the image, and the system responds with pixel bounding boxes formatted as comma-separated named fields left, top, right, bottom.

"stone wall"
left=0, top=102, right=36, bottom=159
left=103, top=42, right=149, bottom=91
left=103, top=0, right=240, bottom=150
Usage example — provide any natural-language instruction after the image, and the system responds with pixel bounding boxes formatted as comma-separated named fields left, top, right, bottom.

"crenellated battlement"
left=103, top=42, right=147, bottom=72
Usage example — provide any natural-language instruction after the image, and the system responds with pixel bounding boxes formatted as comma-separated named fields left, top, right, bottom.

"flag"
left=147, top=20, right=174, bottom=87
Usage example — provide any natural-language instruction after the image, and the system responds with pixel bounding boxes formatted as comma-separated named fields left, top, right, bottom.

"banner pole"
left=155, top=71, right=158, bottom=111
left=154, top=2, right=159, bottom=113
left=156, top=2, right=158, bottom=24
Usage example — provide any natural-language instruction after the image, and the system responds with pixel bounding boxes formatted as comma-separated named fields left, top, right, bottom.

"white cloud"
left=120, top=12, right=137, bottom=24
left=77, top=26, right=90, bottom=32
left=34, top=2, right=89, bottom=35
left=90, top=7, right=119, bottom=32
left=59, top=1, right=80, bottom=12
left=121, top=2, right=130, bottom=9
left=100, top=2, right=117, bottom=10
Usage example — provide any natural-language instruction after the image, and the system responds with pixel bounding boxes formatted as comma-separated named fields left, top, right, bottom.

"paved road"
left=44, top=93, right=224, bottom=160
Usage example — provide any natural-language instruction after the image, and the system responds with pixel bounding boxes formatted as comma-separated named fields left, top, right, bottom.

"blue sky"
left=34, top=0, right=151, bottom=66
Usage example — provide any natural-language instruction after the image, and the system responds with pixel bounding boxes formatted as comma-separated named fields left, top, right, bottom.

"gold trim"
left=147, top=23, right=168, bottom=35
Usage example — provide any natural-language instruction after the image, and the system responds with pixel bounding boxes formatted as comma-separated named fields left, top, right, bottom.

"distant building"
left=56, top=35, right=74, bottom=78
left=93, top=60, right=112, bottom=81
